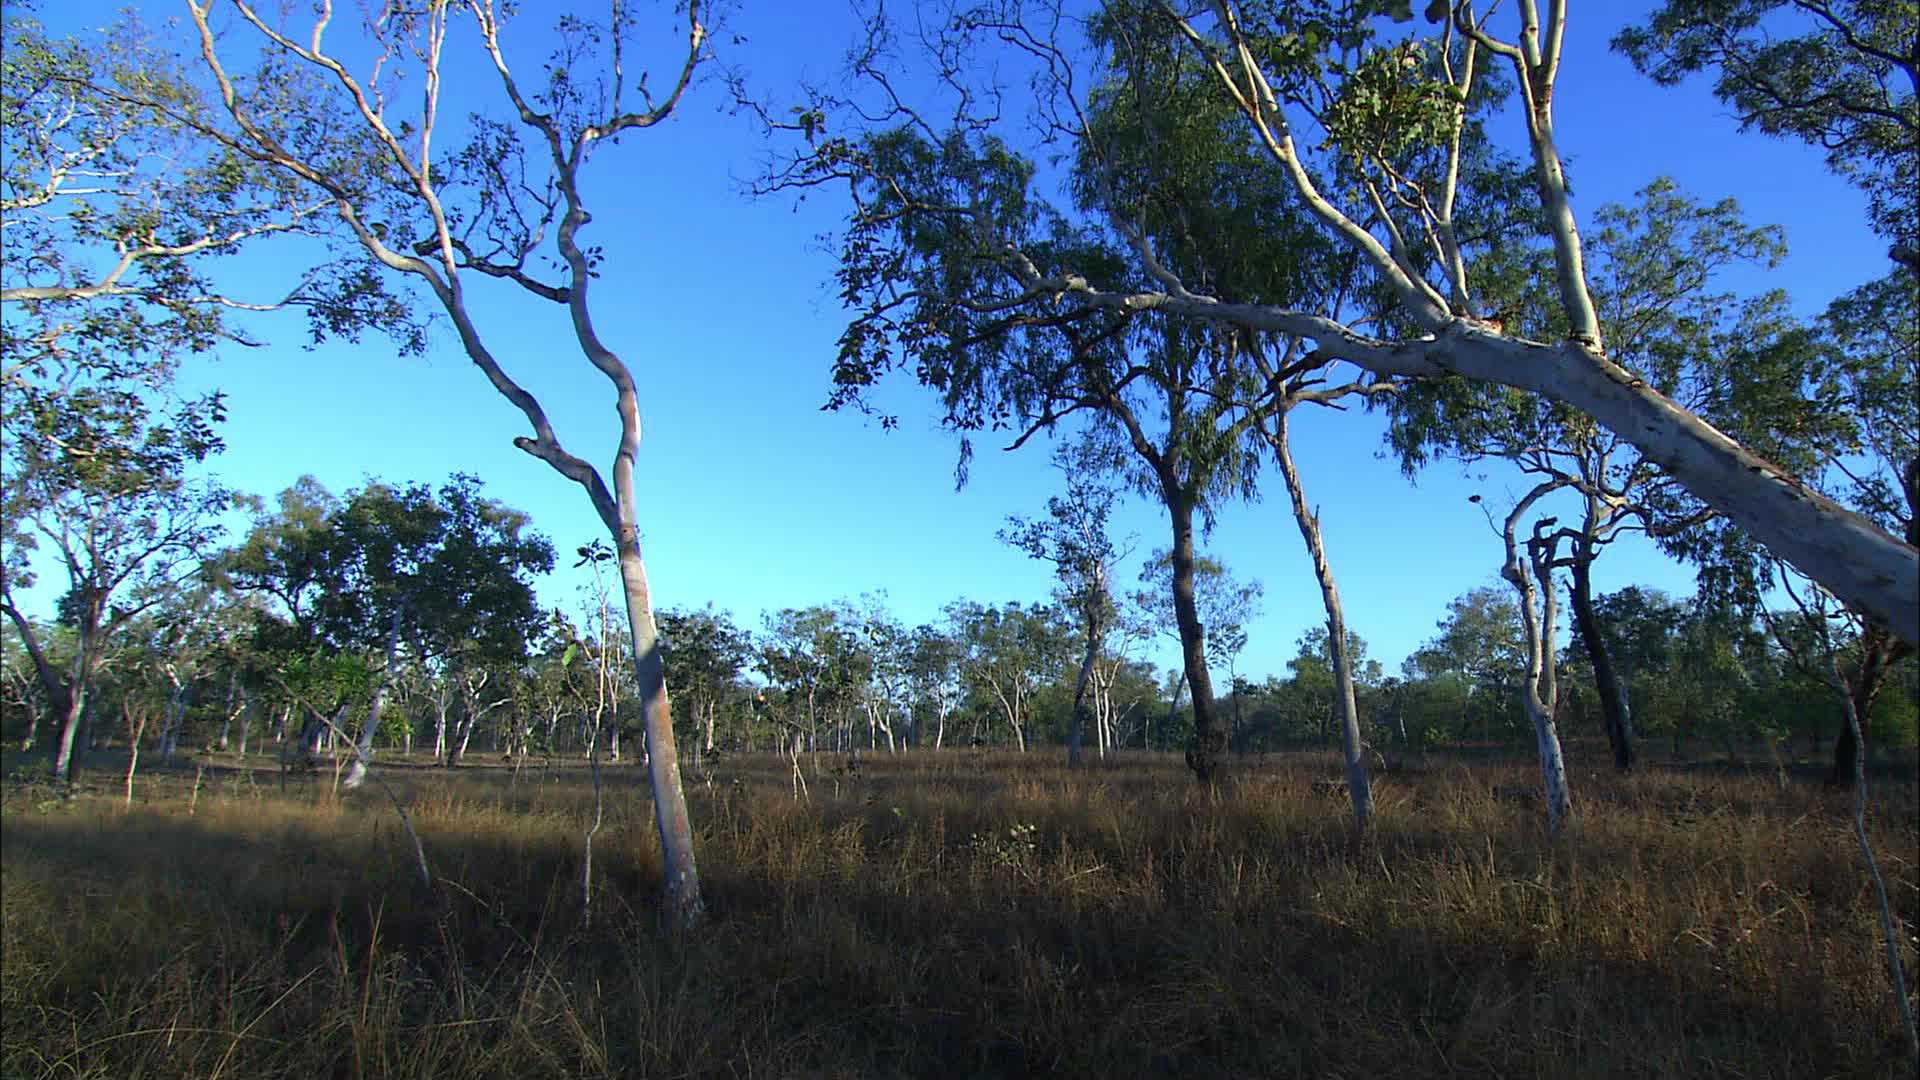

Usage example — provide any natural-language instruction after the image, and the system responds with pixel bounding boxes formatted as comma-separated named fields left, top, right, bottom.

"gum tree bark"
left=1003, top=293, right=1918, bottom=645
left=1000, top=441, right=1122, bottom=768
left=180, top=0, right=711, bottom=927
left=1068, top=620, right=1099, bottom=767
left=343, top=607, right=405, bottom=790
left=1500, top=479, right=1575, bottom=836
left=1164, top=0, right=1919, bottom=642
left=821, top=2, right=1918, bottom=647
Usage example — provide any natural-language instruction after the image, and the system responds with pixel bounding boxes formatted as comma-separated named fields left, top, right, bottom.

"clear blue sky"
left=18, top=2, right=1887, bottom=682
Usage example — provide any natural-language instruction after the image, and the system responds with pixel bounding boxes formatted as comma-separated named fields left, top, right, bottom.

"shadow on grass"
left=6, top=753, right=1912, bottom=1080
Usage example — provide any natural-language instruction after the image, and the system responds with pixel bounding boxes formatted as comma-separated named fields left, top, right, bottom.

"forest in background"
left=2, top=0, right=1915, bottom=1073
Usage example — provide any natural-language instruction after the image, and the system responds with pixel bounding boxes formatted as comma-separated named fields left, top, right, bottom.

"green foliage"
left=945, top=600, right=1076, bottom=747
left=1820, top=272, right=1918, bottom=537
left=1387, top=178, right=1832, bottom=507
left=0, top=9, right=424, bottom=445
left=1616, top=0, right=1918, bottom=253
left=1320, top=39, right=1461, bottom=162
left=1000, top=437, right=1126, bottom=628
left=657, top=605, right=752, bottom=740
left=209, top=474, right=552, bottom=737
left=1404, top=586, right=1526, bottom=739
left=218, top=474, right=554, bottom=664
left=1131, top=549, right=1263, bottom=652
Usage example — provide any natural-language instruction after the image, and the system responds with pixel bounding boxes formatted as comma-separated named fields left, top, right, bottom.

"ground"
left=2, top=745, right=1916, bottom=1078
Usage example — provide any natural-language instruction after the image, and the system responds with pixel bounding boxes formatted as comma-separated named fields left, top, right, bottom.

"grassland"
left=2, top=747, right=1916, bottom=1078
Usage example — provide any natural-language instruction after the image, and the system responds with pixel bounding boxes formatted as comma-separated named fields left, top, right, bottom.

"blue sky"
left=15, top=2, right=1887, bottom=682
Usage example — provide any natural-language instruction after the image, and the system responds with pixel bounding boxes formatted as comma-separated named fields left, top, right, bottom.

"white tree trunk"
left=344, top=608, right=405, bottom=790
left=1153, top=6, right=1918, bottom=641
left=1503, top=482, right=1574, bottom=837
left=1089, top=301, right=1920, bottom=642
left=613, top=541, right=703, bottom=928
left=159, top=671, right=191, bottom=765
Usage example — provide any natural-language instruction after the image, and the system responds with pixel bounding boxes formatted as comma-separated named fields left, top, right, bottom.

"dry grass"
left=2, top=748, right=1915, bottom=1078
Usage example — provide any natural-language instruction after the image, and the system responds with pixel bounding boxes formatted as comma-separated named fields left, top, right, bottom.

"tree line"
left=4, top=465, right=1912, bottom=785
left=1, top=0, right=1913, bottom=948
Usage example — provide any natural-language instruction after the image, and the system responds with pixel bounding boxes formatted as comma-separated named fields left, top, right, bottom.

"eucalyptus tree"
left=1000, top=436, right=1129, bottom=764
left=202, top=596, right=273, bottom=754
left=1391, top=180, right=1841, bottom=771
left=1680, top=268, right=1918, bottom=783
left=1800, top=274, right=1917, bottom=783
left=769, top=5, right=1358, bottom=782
left=0, top=375, right=234, bottom=783
left=1255, top=377, right=1389, bottom=820
left=1409, top=585, right=1527, bottom=741
left=2, top=616, right=61, bottom=751
left=1763, top=568, right=1920, bottom=1057
left=0, top=7, right=414, bottom=428
left=146, top=588, right=234, bottom=763
left=1564, top=585, right=1680, bottom=752
left=846, top=596, right=913, bottom=753
left=1478, top=479, right=1578, bottom=835
left=1131, top=548, right=1262, bottom=759
left=757, top=606, right=847, bottom=754
left=216, top=474, right=552, bottom=780
left=906, top=621, right=966, bottom=750
left=1095, top=654, right=1163, bottom=750
left=1281, top=626, right=1383, bottom=749
left=126, top=0, right=720, bottom=927
left=1616, top=12, right=1918, bottom=720
left=1615, top=0, right=1918, bottom=271
left=947, top=601, right=1073, bottom=752
left=106, top=589, right=233, bottom=792
left=657, top=605, right=751, bottom=758
left=773, top=0, right=1917, bottom=644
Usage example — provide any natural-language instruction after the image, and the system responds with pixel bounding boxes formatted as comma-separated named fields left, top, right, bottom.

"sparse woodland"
left=1, top=0, right=1915, bottom=1076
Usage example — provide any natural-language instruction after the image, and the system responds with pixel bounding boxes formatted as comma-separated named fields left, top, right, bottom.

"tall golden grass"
left=3, top=748, right=1915, bottom=1078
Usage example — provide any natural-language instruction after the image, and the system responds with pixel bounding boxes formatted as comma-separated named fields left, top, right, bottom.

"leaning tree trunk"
left=1570, top=548, right=1635, bottom=772
left=1826, top=631, right=1904, bottom=788
left=1167, top=494, right=1225, bottom=781
left=51, top=684, right=86, bottom=785
left=1271, top=409, right=1373, bottom=829
left=1832, top=649, right=1920, bottom=1059
left=344, top=608, right=406, bottom=790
